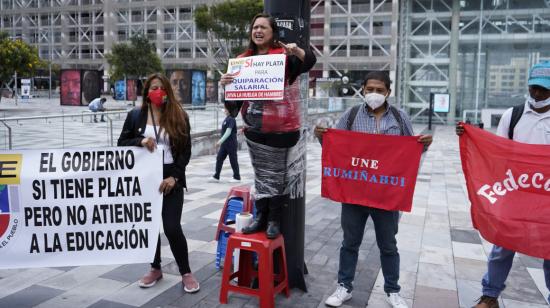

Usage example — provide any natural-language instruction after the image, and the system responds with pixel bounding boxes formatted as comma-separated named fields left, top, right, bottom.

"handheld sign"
left=224, top=54, right=286, bottom=101
left=0, top=147, right=163, bottom=269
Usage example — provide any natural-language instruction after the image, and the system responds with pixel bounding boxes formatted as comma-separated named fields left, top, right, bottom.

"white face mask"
left=363, top=92, right=386, bottom=110
left=527, top=95, right=550, bottom=109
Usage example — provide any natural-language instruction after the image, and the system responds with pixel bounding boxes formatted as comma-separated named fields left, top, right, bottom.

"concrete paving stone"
left=104, top=273, right=181, bottom=307
left=310, top=253, right=329, bottom=266
left=421, top=229, right=452, bottom=249
left=527, top=267, right=550, bottom=306
left=35, top=277, right=128, bottom=308
left=419, top=245, right=453, bottom=266
left=87, top=299, right=137, bottom=308
left=452, top=242, right=487, bottom=261
left=37, top=264, right=119, bottom=291
left=195, top=239, right=219, bottom=254
left=0, top=268, right=65, bottom=299
left=0, top=268, right=26, bottom=279
left=451, top=228, right=483, bottom=245
left=186, top=225, right=220, bottom=242
left=372, top=270, right=416, bottom=300
left=0, top=285, right=64, bottom=308
left=395, top=224, right=423, bottom=252
left=519, top=254, right=544, bottom=268
left=449, top=211, right=474, bottom=228
left=454, top=257, right=487, bottom=281
left=99, top=263, right=151, bottom=284
left=501, top=298, right=550, bottom=308
left=368, top=291, right=413, bottom=308
left=416, top=262, right=456, bottom=291
left=502, top=263, right=549, bottom=305
left=399, top=249, right=420, bottom=273
left=457, top=278, right=483, bottom=308
left=203, top=208, right=223, bottom=220
left=413, top=285, right=459, bottom=308
left=400, top=213, right=425, bottom=226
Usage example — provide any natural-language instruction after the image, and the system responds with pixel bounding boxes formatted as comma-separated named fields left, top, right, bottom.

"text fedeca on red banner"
left=321, top=129, right=423, bottom=212
left=460, top=124, right=550, bottom=259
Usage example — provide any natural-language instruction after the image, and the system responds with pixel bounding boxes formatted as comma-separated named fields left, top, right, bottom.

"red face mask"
left=148, top=88, right=167, bottom=107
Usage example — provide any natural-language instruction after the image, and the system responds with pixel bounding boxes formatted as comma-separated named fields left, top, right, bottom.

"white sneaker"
left=325, top=284, right=352, bottom=307
left=386, top=292, right=408, bottom=308
left=228, top=178, right=241, bottom=183
left=208, top=177, right=219, bottom=183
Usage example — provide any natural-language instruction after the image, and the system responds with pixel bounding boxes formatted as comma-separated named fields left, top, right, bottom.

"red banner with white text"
left=460, top=124, right=550, bottom=259
left=321, top=129, right=423, bottom=212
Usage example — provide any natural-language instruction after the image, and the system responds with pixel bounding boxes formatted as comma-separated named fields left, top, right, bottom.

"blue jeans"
left=482, top=245, right=550, bottom=303
left=338, top=203, right=400, bottom=293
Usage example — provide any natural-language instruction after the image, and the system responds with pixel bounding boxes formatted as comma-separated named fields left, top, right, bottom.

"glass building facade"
left=1, top=0, right=549, bottom=123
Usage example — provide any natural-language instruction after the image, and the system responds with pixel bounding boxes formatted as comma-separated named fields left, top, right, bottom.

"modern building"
left=1, top=0, right=550, bottom=122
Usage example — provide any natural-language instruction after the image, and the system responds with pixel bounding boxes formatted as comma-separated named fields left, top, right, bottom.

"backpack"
left=346, top=104, right=406, bottom=136
left=508, top=104, right=524, bottom=140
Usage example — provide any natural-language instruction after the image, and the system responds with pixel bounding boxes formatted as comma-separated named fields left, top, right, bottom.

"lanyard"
left=148, top=105, right=166, bottom=164
left=149, top=104, right=161, bottom=143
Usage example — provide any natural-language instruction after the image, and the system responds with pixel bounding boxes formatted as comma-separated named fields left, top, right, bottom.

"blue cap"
left=528, top=61, right=550, bottom=90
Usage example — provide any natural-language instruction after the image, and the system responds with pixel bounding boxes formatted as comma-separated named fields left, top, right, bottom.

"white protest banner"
left=0, top=147, right=163, bottom=269
left=224, top=54, right=286, bottom=101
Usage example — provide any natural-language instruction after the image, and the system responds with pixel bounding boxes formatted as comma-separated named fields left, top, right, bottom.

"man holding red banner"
left=457, top=61, right=550, bottom=308
left=315, top=71, right=432, bottom=308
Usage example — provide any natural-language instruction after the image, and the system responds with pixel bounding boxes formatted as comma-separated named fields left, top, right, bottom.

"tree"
left=105, top=34, right=163, bottom=81
left=0, top=32, right=43, bottom=101
left=194, top=0, right=263, bottom=71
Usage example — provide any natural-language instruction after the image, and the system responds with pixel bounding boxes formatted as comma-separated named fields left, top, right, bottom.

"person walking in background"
left=457, top=61, right=550, bottom=308
left=88, top=97, right=106, bottom=122
left=211, top=101, right=241, bottom=183
left=117, top=73, right=200, bottom=294
left=315, top=71, right=432, bottom=308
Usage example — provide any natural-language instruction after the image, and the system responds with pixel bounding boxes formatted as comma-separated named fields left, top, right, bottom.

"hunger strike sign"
left=460, top=124, right=550, bottom=259
left=224, top=54, right=286, bottom=101
left=0, top=147, right=163, bottom=269
left=321, top=129, right=423, bottom=212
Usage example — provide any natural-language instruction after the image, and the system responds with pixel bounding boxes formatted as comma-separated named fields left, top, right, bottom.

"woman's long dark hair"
left=247, top=13, right=280, bottom=54
left=141, top=73, right=189, bottom=157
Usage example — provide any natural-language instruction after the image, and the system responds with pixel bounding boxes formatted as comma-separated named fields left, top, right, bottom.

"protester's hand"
left=456, top=123, right=465, bottom=136
left=418, top=135, right=433, bottom=149
left=314, top=125, right=328, bottom=140
left=141, top=137, right=156, bottom=152
left=220, top=73, right=237, bottom=86
left=216, top=140, right=221, bottom=146
left=279, top=42, right=305, bottom=59
left=159, top=176, right=176, bottom=195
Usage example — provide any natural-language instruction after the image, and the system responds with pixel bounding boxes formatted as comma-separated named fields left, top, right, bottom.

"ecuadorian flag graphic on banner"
left=0, top=154, right=22, bottom=238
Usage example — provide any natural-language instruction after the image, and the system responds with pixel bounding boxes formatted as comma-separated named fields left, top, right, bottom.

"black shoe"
left=266, top=221, right=280, bottom=239
left=242, top=213, right=266, bottom=234
left=94, top=119, right=98, bottom=123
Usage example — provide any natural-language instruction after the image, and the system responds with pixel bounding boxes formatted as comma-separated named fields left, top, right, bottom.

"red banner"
left=321, top=129, right=423, bottom=212
left=460, top=124, right=550, bottom=259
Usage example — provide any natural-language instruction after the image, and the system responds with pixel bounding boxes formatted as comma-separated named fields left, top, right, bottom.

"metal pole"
left=14, top=71, right=18, bottom=106
left=447, top=0, right=460, bottom=124
left=474, top=0, right=484, bottom=124
left=49, top=19, right=53, bottom=100
left=264, top=0, right=310, bottom=292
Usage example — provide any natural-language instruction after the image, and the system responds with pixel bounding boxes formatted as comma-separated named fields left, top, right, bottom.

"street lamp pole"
left=474, top=0, right=484, bottom=124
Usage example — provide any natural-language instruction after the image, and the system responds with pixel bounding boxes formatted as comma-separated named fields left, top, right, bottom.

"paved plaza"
left=0, top=99, right=549, bottom=307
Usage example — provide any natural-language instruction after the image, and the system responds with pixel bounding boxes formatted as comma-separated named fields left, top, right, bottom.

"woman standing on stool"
left=220, top=13, right=316, bottom=239
left=118, top=73, right=200, bottom=293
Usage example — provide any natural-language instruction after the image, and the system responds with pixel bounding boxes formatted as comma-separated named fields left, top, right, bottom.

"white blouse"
left=144, top=124, right=174, bottom=164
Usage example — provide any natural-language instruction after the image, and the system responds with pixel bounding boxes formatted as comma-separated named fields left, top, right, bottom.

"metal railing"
left=0, top=99, right=362, bottom=150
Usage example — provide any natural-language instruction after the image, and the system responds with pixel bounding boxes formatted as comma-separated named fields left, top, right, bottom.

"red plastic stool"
left=219, top=232, right=290, bottom=308
left=215, top=185, right=253, bottom=240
